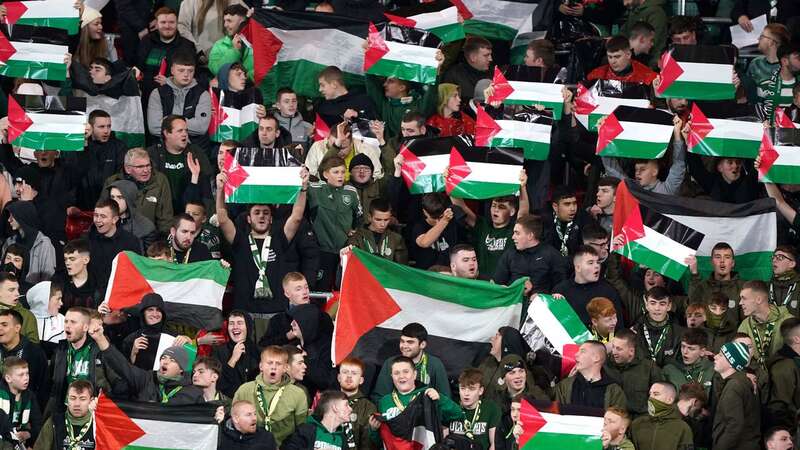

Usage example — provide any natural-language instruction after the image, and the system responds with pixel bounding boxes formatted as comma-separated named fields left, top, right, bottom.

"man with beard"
left=86, top=199, right=142, bottom=291
left=168, top=213, right=212, bottom=263
left=607, top=329, right=663, bottom=416
left=3, top=200, right=56, bottom=284
left=602, top=407, right=634, bottom=450
left=213, top=311, right=259, bottom=398
left=631, top=287, right=686, bottom=366
left=219, top=400, right=278, bottom=450
left=337, top=357, right=377, bottom=450
left=0, top=309, right=47, bottom=406
left=34, top=380, right=96, bottom=450
left=553, top=246, right=625, bottom=326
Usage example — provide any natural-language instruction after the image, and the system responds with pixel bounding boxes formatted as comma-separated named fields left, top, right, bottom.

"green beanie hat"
left=720, top=342, right=749, bottom=371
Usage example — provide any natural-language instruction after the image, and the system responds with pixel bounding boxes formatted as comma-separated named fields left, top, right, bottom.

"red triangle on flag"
left=656, top=51, right=683, bottom=95
left=559, top=343, right=580, bottom=379
left=445, top=146, right=470, bottom=194
left=157, top=57, right=167, bottom=78
left=687, top=103, right=713, bottom=149
left=595, top=111, right=623, bottom=154
left=314, top=114, right=331, bottom=142
left=775, top=107, right=796, bottom=129
left=95, top=393, right=146, bottom=449
left=518, top=399, right=548, bottom=448
left=488, top=67, right=514, bottom=104
left=573, top=83, right=597, bottom=115
left=207, top=88, right=229, bottom=137
left=106, top=252, right=155, bottom=310
left=475, top=105, right=501, bottom=146
left=611, top=181, right=645, bottom=249
left=364, top=23, right=390, bottom=71
left=758, top=131, right=779, bottom=178
left=223, top=151, right=249, bottom=198
left=384, top=13, right=417, bottom=28
left=7, top=96, right=32, bottom=145
left=399, top=145, right=426, bottom=189
left=0, top=32, right=16, bottom=63
left=334, top=250, right=402, bottom=364
left=242, top=20, right=283, bottom=86
left=3, top=2, right=28, bottom=24
left=448, top=0, right=474, bottom=19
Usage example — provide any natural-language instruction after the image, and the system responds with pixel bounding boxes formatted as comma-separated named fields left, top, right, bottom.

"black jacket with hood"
left=211, top=311, right=259, bottom=398
left=0, top=336, right=49, bottom=408
left=3, top=200, right=56, bottom=284
left=86, top=224, right=142, bottom=290
left=122, top=293, right=173, bottom=372
left=64, top=136, right=127, bottom=211
left=103, top=180, right=157, bottom=249
left=291, top=304, right=334, bottom=396
left=219, top=417, right=277, bottom=450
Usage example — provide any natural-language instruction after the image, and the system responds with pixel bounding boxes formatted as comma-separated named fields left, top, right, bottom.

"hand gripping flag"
left=574, top=81, right=651, bottom=131
left=0, top=24, right=69, bottom=81
left=595, top=106, right=674, bottom=159
left=208, top=87, right=262, bottom=142
left=8, top=94, right=86, bottom=151
left=687, top=103, right=762, bottom=158
left=475, top=105, right=551, bottom=160
left=522, top=294, right=592, bottom=377
left=222, top=148, right=304, bottom=204
left=445, top=145, right=524, bottom=199
left=364, top=22, right=439, bottom=85
left=656, top=44, right=736, bottom=100
left=3, top=0, right=80, bottom=35
left=488, top=67, right=565, bottom=119
left=518, top=399, right=603, bottom=450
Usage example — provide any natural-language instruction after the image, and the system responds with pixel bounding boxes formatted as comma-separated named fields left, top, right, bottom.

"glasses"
left=759, top=34, right=777, bottom=43
left=773, top=253, right=795, bottom=262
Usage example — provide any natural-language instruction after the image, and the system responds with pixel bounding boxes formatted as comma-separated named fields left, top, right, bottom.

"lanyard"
left=256, top=385, right=285, bottom=431
left=770, top=282, right=797, bottom=307
left=364, top=233, right=391, bottom=258
left=463, top=400, right=481, bottom=440
left=643, top=324, right=670, bottom=362
left=684, top=364, right=704, bottom=384
left=391, top=390, right=419, bottom=412
left=554, top=217, right=574, bottom=257
left=65, top=415, right=93, bottom=450
left=170, top=246, right=192, bottom=264
left=752, top=320, right=776, bottom=366
left=417, top=353, right=429, bottom=385
left=592, top=328, right=613, bottom=344
left=159, top=385, right=183, bottom=404
left=249, top=234, right=272, bottom=298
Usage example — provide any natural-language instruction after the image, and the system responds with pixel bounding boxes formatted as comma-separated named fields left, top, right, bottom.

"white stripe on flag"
left=240, top=103, right=260, bottom=124
left=664, top=213, right=775, bottom=255
left=86, top=95, right=143, bottom=135
left=617, top=121, right=674, bottom=143
left=772, top=146, right=800, bottom=166
left=27, top=112, right=85, bottom=133
left=706, top=119, right=762, bottom=140
left=636, top=225, right=696, bottom=264
left=148, top=279, right=224, bottom=310
left=594, top=98, right=651, bottom=114
left=240, top=166, right=303, bottom=186
left=495, top=120, right=550, bottom=143
left=540, top=413, right=604, bottom=435
left=129, top=418, right=218, bottom=450
left=418, top=154, right=450, bottom=176
left=460, top=0, right=536, bottom=30
left=8, top=41, right=66, bottom=64
left=220, top=107, right=240, bottom=127
left=410, top=6, right=459, bottom=29
left=528, top=296, right=576, bottom=352
left=462, top=161, right=520, bottom=184
left=271, top=28, right=365, bottom=75
left=16, top=0, right=77, bottom=19
left=675, top=62, right=732, bottom=84
left=507, top=81, right=563, bottom=104
left=383, top=41, right=438, bottom=67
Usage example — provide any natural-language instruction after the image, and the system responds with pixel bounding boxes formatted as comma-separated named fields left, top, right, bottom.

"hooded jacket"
left=493, top=242, right=569, bottom=293
left=104, top=170, right=174, bottom=234
left=554, top=369, right=627, bottom=411
left=630, top=403, right=694, bottom=450
left=712, top=371, right=761, bottom=450
left=273, top=111, right=312, bottom=146
left=769, top=270, right=800, bottom=316
left=103, top=180, right=157, bottom=248
left=291, top=304, right=334, bottom=395
left=766, top=344, right=800, bottom=429
left=606, top=353, right=664, bottom=416
left=232, top=374, right=308, bottom=445
left=0, top=336, right=48, bottom=406
left=553, top=278, right=626, bottom=327
left=219, top=417, right=277, bottom=450
left=662, top=356, right=715, bottom=394
left=27, top=281, right=64, bottom=345
left=212, top=311, right=259, bottom=398
left=123, top=294, right=171, bottom=371
left=86, top=224, right=142, bottom=290
left=3, top=201, right=56, bottom=284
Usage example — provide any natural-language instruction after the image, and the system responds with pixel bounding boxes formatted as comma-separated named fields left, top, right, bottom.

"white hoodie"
left=28, top=281, right=65, bottom=344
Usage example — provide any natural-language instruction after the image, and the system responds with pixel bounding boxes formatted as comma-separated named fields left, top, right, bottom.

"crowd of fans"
left=0, top=0, right=798, bottom=449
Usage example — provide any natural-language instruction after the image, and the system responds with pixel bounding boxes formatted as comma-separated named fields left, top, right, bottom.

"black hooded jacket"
left=211, top=311, right=259, bottom=398
left=123, top=294, right=171, bottom=371
left=219, top=418, right=277, bottom=450
left=86, top=224, right=142, bottom=290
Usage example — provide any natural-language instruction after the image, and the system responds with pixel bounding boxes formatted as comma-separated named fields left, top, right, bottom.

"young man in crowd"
left=738, top=280, right=794, bottom=368
left=662, top=328, right=715, bottom=394
left=630, top=382, right=694, bottom=450
left=554, top=246, right=625, bottom=326
left=273, top=88, right=313, bottom=147
left=631, top=287, right=685, bottom=366
left=34, top=380, right=95, bottom=450
left=586, top=35, right=657, bottom=84
left=218, top=400, right=278, bottom=450
left=768, top=245, right=800, bottom=316
left=337, top=357, right=377, bottom=450
left=712, top=342, right=761, bottom=450
left=765, top=318, right=800, bottom=429
left=588, top=177, right=619, bottom=233
left=0, top=310, right=48, bottom=405
left=346, top=198, right=408, bottom=264
left=607, top=329, right=663, bottom=416
left=541, top=186, right=591, bottom=257
left=0, top=357, right=39, bottom=449
left=602, top=407, right=634, bottom=450
left=587, top=297, right=619, bottom=346
left=554, top=341, right=627, bottom=410
left=449, top=368, right=500, bottom=449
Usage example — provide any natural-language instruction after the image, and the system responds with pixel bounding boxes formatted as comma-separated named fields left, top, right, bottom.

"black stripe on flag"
left=385, top=22, right=442, bottom=47
left=774, top=127, right=800, bottom=146
left=384, top=0, right=452, bottom=18
left=212, top=88, right=263, bottom=109
left=116, top=400, right=218, bottom=424
left=402, top=135, right=471, bottom=157
left=70, top=66, right=141, bottom=99
left=612, top=106, right=673, bottom=125
left=639, top=205, right=705, bottom=250
left=670, top=44, right=735, bottom=65
left=6, top=24, right=69, bottom=45
left=13, top=95, right=86, bottom=116
left=588, top=79, right=652, bottom=101
left=460, top=146, right=525, bottom=164
left=250, top=9, right=369, bottom=38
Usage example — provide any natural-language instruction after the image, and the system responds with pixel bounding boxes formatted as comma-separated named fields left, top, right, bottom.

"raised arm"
left=283, top=168, right=310, bottom=241
left=215, top=173, right=237, bottom=244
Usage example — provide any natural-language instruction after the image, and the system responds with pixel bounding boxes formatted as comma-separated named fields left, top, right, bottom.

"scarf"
left=647, top=398, right=672, bottom=419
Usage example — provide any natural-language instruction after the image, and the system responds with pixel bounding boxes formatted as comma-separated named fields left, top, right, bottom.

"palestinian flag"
left=3, top=0, right=80, bottom=35
left=222, top=149, right=304, bottom=203
left=95, top=394, right=218, bottom=450
left=574, top=83, right=651, bottom=131
left=656, top=45, right=736, bottom=100
left=8, top=95, right=86, bottom=151
left=333, top=248, right=526, bottom=376
left=446, top=145, right=523, bottom=199
left=775, top=107, right=799, bottom=129
left=613, top=180, right=776, bottom=281
left=242, top=10, right=368, bottom=102
left=0, top=25, right=69, bottom=81
left=475, top=106, right=551, bottom=160
left=72, top=67, right=145, bottom=147
left=596, top=106, right=674, bottom=159
left=364, top=23, right=439, bottom=85
left=687, top=103, right=762, bottom=158
left=208, top=88, right=261, bottom=142
left=758, top=132, right=800, bottom=184
left=452, top=0, right=536, bottom=42
left=314, top=113, right=330, bottom=142
left=384, top=4, right=464, bottom=43
left=379, top=393, right=442, bottom=450
left=103, top=251, right=229, bottom=330
left=488, top=67, right=564, bottom=119
left=399, top=136, right=466, bottom=194
left=518, top=399, right=603, bottom=450
left=523, top=294, right=591, bottom=377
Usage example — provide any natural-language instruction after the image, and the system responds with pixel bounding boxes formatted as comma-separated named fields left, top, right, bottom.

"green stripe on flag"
left=256, top=60, right=364, bottom=103
left=409, top=174, right=445, bottom=194
left=599, top=140, right=668, bottom=159
left=0, top=60, right=66, bottom=81
left=227, top=184, right=301, bottom=204
left=696, top=252, right=773, bottom=281
left=490, top=137, right=549, bottom=160
left=17, top=18, right=79, bottom=35
left=761, top=165, right=800, bottom=185
left=366, top=58, right=438, bottom=85
left=658, top=81, right=734, bottom=100
left=122, top=252, right=229, bottom=285
left=689, top=137, right=760, bottom=158
left=524, top=432, right=601, bottom=450
left=12, top=131, right=84, bottom=151
left=449, top=180, right=519, bottom=200
left=539, top=294, right=592, bottom=342
left=618, top=241, right=688, bottom=281
left=428, top=23, right=465, bottom=43
left=212, top=122, right=258, bottom=142
left=463, top=20, right=517, bottom=41
left=510, top=44, right=526, bottom=65
left=115, top=132, right=146, bottom=148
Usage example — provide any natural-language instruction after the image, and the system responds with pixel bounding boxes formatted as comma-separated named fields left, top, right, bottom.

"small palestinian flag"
left=242, top=10, right=369, bottom=101
left=0, top=25, right=69, bottom=81
left=488, top=67, right=564, bottom=119
left=334, top=248, right=525, bottom=376
left=656, top=44, right=736, bottom=100
left=596, top=106, right=674, bottom=159
left=775, top=107, right=799, bottom=129
left=380, top=394, right=442, bottom=450
left=399, top=136, right=466, bottom=194
left=384, top=4, right=463, bottom=43
left=574, top=83, right=651, bottom=131
left=475, top=106, right=551, bottom=160
left=95, top=394, right=218, bottom=450
left=524, top=294, right=591, bottom=377
left=758, top=132, right=800, bottom=184
left=72, top=67, right=145, bottom=147
left=687, top=104, right=762, bottom=158
left=8, top=95, right=86, bottom=151
left=518, top=399, right=603, bottom=450
left=208, top=88, right=262, bottom=142
left=313, top=113, right=330, bottom=142
left=3, top=0, right=80, bottom=35
left=446, top=145, right=523, bottom=199
left=452, top=0, right=536, bottom=42
left=104, top=251, right=229, bottom=330
left=223, top=148, right=304, bottom=203
left=364, top=23, right=439, bottom=85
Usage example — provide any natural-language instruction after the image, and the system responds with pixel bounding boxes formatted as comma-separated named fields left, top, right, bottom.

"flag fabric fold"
left=574, top=82, right=651, bottom=131
left=445, top=145, right=523, bottom=199
left=364, top=23, right=439, bottom=85
left=399, top=136, right=467, bottom=194
left=596, top=106, right=674, bottom=159
left=384, top=4, right=464, bottom=43
left=475, top=105, right=551, bottom=160
left=488, top=67, right=564, bottom=119
left=0, top=25, right=69, bottom=81
left=687, top=103, right=762, bottom=158
left=103, top=251, right=229, bottom=330
left=3, top=0, right=80, bottom=35
left=452, top=0, right=537, bottom=42
left=518, top=399, right=603, bottom=450
left=379, top=393, right=442, bottom=450
left=775, top=107, right=799, bottom=129
left=222, top=148, right=304, bottom=203
left=208, top=88, right=262, bottom=142
left=758, top=132, right=800, bottom=184
left=656, top=44, right=736, bottom=100
left=8, top=94, right=86, bottom=151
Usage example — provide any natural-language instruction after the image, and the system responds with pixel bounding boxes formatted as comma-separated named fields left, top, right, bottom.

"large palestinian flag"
left=8, top=94, right=86, bottom=151
left=364, top=23, right=439, bottom=85
left=687, top=103, right=762, bottom=158
left=242, top=10, right=369, bottom=102
left=104, top=251, right=229, bottom=330
left=3, top=0, right=80, bottom=35
left=333, top=248, right=526, bottom=376
left=399, top=136, right=467, bottom=194
left=613, top=180, right=776, bottom=281
left=452, top=0, right=537, bottom=42
left=208, top=88, right=261, bottom=142
left=656, top=45, right=736, bottom=100
left=0, top=24, right=69, bottom=81
left=446, top=145, right=523, bottom=199
left=384, top=3, right=463, bottom=43
left=596, top=106, right=674, bottom=159
left=488, top=67, right=564, bottom=119
left=475, top=106, right=551, bottom=160
left=574, top=82, right=651, bottom=131
left=223, top=149, right=304, bottom=203
left=95, top=394, right=218, bottom=450
left=518, top=399, right=603, bottom=450
left=380, top=394, right=442, bottom=450
left=758, top=132, right=800, bottom=184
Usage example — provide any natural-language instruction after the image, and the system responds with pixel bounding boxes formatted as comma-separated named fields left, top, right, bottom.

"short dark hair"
left=314, top=390, right=348, bottom=419
left=449, top=243, right=475, bottom=258
left=195, top=356, right=222, bottom=375
left=276, top=87, right=296, bottom=102
left=516, top=215, right=543, bottom=240
left=95, top=198, right=120, bottom=217
left=780, top=317, right=800, bottom=340
left=491, top=195, right=518, bottom=210
left=463, top=36, right=492, bottom=57
left=4, top=244, right=25, bottom=259
left=185, top=200, right=206, bottom=213
left=765, top=427, right=793, bottom=444
left=550, top=185, right=576, bottom=204
left=682, top=328, right=708, bottom=347
left=154, top=6, right=177, bottom=18
left=68, top=380, right=94, bottom=396
left=369, top=198, right=392, bottom=215
left=89, top=57, right=113, bottom=75
left=0, top=272, right=18, bottom=286
left=401, top=323, right=428, bottom=342
left=778, top=42, right=800, bottom=60
left=613, top=328, right=637, bottom=346
left=581, top=223, right=608, bottom=243
left=645, top=286, right=670, bottom=302
left=669, top=15, right=698, bottom=37
left=526, top=39, right=555, bottom=67
left=421, top=193, right=449, bottom=217
left=318, top=66, right=344, bottom=85
left=390, top=356, right=416, bottom=371
left=147, top=241, right=171, bottom=258
left=711, top=242, right=734, bottom=256
left=319, top=155, right=347, bottom=175
left=172, top=213, right=196, bottom=230
left=629, top=21, right=655, bottom=39
left=0, top=308, right=22, bottom=326
left=606, top=35, right=631, bottom=53
left=678, top=382, right=707, bottom=406
left=573, top=245, right=599, bottom=261
left=88, top=109, right=111, bottom=125
left=171, top=51, right=196, bottom=68
left=162, top=115, right=187, bottom=137
left=283, top=344, right=304, bottom=362
left=223, top=4, right=248, bottom=17
left=598, top=176, right=620, bottom=190
left=458, top=368, right=484, bottom=387
left=742, top=279, right=769, bottom=297
left=401, top=111, right=426, bottom=128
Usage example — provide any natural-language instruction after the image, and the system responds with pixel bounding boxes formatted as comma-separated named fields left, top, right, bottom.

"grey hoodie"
left=146, top=78, right=212, bottom=137
left=104, top=180, right=158, bottom=248
left=273, top=111, right=312, bottom=145
left=2, top=201, right=56, bottom=284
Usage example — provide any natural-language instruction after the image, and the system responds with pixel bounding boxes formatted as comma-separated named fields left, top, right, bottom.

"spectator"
left=426, top=84, right=476, bottom=137
left=244, top=117, right=302, bottom=167
left=687, top=243, right=746, bottom=309
left=136, top=7, right=197, bottom=98
left=487, top=354, right=550, bottom=412
left=731, top=0, right=800, bottom=32
left=448, top=244, right=482, bottom=280
left=74, top=110, right=128, bottom=211
left=192, top=356, right=230, bottom=406
left=738, top=280, right=793, bottom=367
left=523, top=39, right=567, bottom=83
left=0, top=309, right=47, bottom=405
left=442, top=37, right=493, bottom=106
left=347, top=198, right=408, bottom=264
left=763, top=428, right=795, bottom=450
left=168, top=213, right=213, bottom=263
left=620, top=0, right=668, bottom=61
left=219, top=400, right=278, bottom=450
left=336, top=357, right=377, bottom=450
left=755, top=41, right=800, bottom=123
left=587, top=297, right=619, bottom=344
left=541, top=186, right=592, bottom=257
left=3, top=201, right=56, bottom=284
left=602, top=407, right=634, bottom=450
left=34, top=380, right=95, bottom=450
left=103, top=181, right=158, bottom=249
left=0, top=357, right=40, bottom=449
left=105, top=148, right=174, bottom=233
left=185, top=200, right=221, bottom=259
left=53, top=239, right=102, bottom=312
left=662, top=328, right=715, bottom=393
left=768, top=245, right=800, bottom=316
left=208, top=4, right=250, bottom=76
left=765, top=318, right=800, bottom=429
left=743, top=23, right=790, bottom=104
left=712, top=341, right=761, bottom=450
left=365, top=73, right=438, bottom=139
left=586, top=35, right=657, bottom=84
left=553, top=246, right=626, bottom=326
left=121, top=293, right=192, bottom=371
left=28, top=281, right=64, bottom=351
left=628, top=22, right=657, bottom=67
left=0, top=273, right=38, bottom=343
left=76, top=7, right=118, bottom=67
left=282, top=390, right=352, bottom=450
left=212, top=310, right=258, bottom=398
left=86, top=199, right=142, bottom=290
left=630, top=382, right=694, bottom=450
left=9, top=163, right=70, bottom=252
left=668, top=16, right=699, bottom=45
left=588, top=176, right=619, bottom=233
left=315, top=66, right=377, bottom=126
left=607, top=329, right=664, bottom=416
left=448, top=368, right=500, bottom=449
left=631, top=287, right=685, bottom=366
left=178, top=0, right=246, bottom=64
left=410, top=193, right=460, bottom=270
left=273, top=88, right=312, bottom=146
left=305, top=121, right=384, bottom=181
left=554, top=341, right=627, bottom=410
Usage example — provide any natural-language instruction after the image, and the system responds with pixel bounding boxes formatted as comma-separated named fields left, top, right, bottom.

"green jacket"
left=712, top=371, right=761, bottom=450
left=769, top=270, right=800, bottom=316
left=608, top=437, right=636, bottom=450
left=632, top=317, right=685, bottom=367
left=737, top=305, right=794, bottom=367
left=0, top=303, right=38, bottom=344
left=208, top=35, right=250, bottom=78
left=364, top=75, right=438, bottom=139
left=348, top=391, right=378, bottom=450
left=765, top=344, right=800, bottom=429
left=662, top=357, right=715, bottom=394
left=553, top=371, right=627, bottom=411
left=232, top=374, right=308, bottom=445
left=308, top=182, right=362, bottom=253
left=606, top=354, right=663, bottom=416
left=377, top=387, right=464, bottom=422
left=630, top=405, right=694, bottom=450
left=688, top=273, right=745, bottom=313
left=620, top=0, right=668, bottom=67
left=347, top=226, right=408, bottom=265
left=371, top=353, right=451, bottom=404
left=704, top=311, right=739, bottom=353
left=105, top=172, right=174, bottom=233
